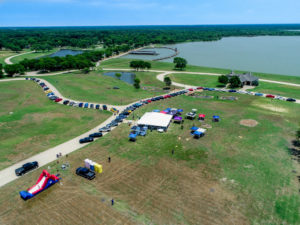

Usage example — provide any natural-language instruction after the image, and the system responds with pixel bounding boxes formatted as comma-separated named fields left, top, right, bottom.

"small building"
left=137, top=112, right=173, bottom=131
left=227, top=71, right=259, bottom=86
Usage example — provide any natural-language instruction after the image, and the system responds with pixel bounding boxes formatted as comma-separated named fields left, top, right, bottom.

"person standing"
left=108, top=156, right=111, bottom=163
left=171, top=149, right=174, bottom=155
left=111, top=199, right=114, bottom=206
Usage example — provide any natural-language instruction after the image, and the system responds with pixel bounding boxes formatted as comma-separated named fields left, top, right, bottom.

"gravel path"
left=4, top=51, right=35, bottom=64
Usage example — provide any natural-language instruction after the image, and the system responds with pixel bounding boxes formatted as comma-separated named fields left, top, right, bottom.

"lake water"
left=123, top=36, right=300, bottom=76
left=47, top=49, right=83, bottom=58
left=103, top=72, right=136, bottom=84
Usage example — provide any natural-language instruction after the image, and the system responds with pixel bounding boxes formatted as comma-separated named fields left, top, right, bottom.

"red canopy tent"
left=198, top=114, right=206, bottom=120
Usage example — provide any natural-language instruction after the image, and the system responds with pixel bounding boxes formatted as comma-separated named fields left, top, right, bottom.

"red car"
left=163, top=95, right=168, bottom=99
left=197, top=87, right=203, bottom=90
left=266, top=94, right=275, bottom=98
left=147, top=99, right=151, bottom=103
left=188, top=88, right=194, bottom=91
left=55, top=98, right=63, bottom=102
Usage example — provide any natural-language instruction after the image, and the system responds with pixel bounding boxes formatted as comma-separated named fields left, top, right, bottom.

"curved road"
left=5, top=51, right=35, bottom=65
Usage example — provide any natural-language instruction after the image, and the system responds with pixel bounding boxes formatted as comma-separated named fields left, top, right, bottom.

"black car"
left=89, top=132, right=103, bottom=138
left=90, top=104, right=94, bottom=108
left=79, top=137, right=94, bottom=144
left=63, top=100, right=70, bottom=105
left=15, top=161, right=39, bottom=176
left=95, top=104, right=100, bottom=109
left=286, top=98, right=296, bottom=102
left=76, top=167, right=95, bottom=180
left=103, top=105, right=107, bottom=110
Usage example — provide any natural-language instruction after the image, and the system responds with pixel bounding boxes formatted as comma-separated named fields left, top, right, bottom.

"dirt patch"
left=240, top=119, right=258, bottom=127
left=253, top=103, right=288, bottom=113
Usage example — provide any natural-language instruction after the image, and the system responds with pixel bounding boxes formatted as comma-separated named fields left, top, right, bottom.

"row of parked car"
left=79, top=90, right=189, bottom=144
left=188, top=87, right=297, bottom=102
left=26, top=77, right=112, bottom=109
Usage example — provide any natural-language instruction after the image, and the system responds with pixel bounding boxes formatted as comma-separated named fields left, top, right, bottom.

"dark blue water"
left=103, top=72, right=136, bottom=84
left=47, top=49, right=83, bottom=58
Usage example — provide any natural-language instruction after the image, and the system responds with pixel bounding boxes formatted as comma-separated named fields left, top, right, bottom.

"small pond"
left=103, top=72, right=136, bottom=85
left=46, top=49, right=84, bottom=58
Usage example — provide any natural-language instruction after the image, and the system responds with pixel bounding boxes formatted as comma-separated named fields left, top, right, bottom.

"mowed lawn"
left=0, top=50, right=18, bottom=65
left=39, top=71, right=165, bottom=105
left=1, top=92, right=299, bottom=224
left=101, top=57, right=300, bottom=84
left=169, top=73, right=220, bottom=87
left=252, top=81, right=300, bottom=99
left=0, top=80, right=111, bottom=170
left=10, top=49, right=59, bottom=64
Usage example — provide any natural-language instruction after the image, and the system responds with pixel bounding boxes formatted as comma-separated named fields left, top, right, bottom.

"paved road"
left=4, top=51, right=35, bottom=65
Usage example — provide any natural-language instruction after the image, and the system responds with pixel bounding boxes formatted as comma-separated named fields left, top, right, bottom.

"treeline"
left=1, top=24, right=300, bottom=52
left=4, top=51, right=103, bottom=76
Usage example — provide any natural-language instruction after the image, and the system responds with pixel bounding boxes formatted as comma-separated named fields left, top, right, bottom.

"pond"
left=103, top=72, right=136, bottom=85
left=46, top=49, right=84, bottom=58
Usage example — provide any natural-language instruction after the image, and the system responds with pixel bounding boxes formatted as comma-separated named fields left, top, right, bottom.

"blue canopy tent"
left=212, top=115, right=220, bottom=122
left=129, top=133, right=138, bottom=141
left=153, top=109, right=160, bottom=112
left=177, top=109, right=184, bottom=112
left=190, top=126, right=199, bottom=131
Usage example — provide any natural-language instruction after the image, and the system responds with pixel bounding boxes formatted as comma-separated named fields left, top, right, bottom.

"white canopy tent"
left=137, top=112, right=173, bottom=130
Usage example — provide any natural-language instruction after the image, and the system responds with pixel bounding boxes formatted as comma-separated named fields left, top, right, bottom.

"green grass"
left=101, top=58, right=300, bottom=84
left=0, top=91, right=299, bottom=224
left=98, top=93, right=300, bottom=224
left=252, top=81, right=300, bottom=99
left=169, top=73, right=220, bottom=87
left=10, top=48, right=59, bottom=64
left=39, top=71, right=166, bottom=105
left=0, top=80, right=111, bottom=169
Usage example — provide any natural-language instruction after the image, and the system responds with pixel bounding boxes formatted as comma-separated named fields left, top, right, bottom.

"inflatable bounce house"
left=19, top=170, right=60, bottom=201
left=84, top=159, right=103, bottom=173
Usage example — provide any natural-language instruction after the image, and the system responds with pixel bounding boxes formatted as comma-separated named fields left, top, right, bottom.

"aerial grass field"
left=38, top=71, right=166, bottom=105
left=9, top=49, right=59, bottom=64
left=0, top=50, right=20, bottom=65
left=101, top=58, right=300, bottom=84
left=169, top=73, right=300, bottom=99
left=0, top=80, right=111, bottom=170
left=169, top=73, right=220, bottom=87
left=0, top=92, right=299, bottom=224
left=251, top=81, right=300, bottom=99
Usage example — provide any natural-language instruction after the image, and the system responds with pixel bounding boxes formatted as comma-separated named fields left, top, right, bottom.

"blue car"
left=84, top=103, right=89, bottom=108
left=255, top=93, right=263, bottom=96
left=79, top=103, right=83, bottom=107
left=95, top=104, right=100, bottom=109
left=103, top=105, right=107, bottom=110
left=229, top=89, right=237, bottom=93
left=90, top=104, right=94, bottom=109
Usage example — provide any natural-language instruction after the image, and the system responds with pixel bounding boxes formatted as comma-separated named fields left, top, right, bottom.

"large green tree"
left=164, top=76, right=172, bottom=87
left=218, top=75, right=229, bottom=85
left=0, top=64, right=4, bottom=78
left=229, top=76, right=242, bottom=88
left=173, top=57, right=187, bottom=70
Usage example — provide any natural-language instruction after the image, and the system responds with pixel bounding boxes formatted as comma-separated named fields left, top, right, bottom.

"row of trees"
left=129, top=60, right=151, bottom=71
left=218, top=75, right=242, bottom=88
left=3, top=51, right=104, bottom=77
left=2, top=25, right=300, bottom=52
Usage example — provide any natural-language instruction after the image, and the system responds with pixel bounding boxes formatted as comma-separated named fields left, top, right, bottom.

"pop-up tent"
left=213, top=115, right=220, bottom=122
left=199, top=114, right=206, bottom=120
left=190, top=126, right=199, bottom=133
left=153, top=109, right=160, bottom=112
left=19, top=170, right=60, bottom=201
left=193, top=128, right=207, bottom=138
left=173, top=116, right=183, bottom=123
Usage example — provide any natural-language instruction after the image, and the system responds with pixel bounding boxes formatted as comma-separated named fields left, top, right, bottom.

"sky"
left=0, top=0, right=300, bottom=27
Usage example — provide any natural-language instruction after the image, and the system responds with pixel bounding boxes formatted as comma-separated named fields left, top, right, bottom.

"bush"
left=229, top=76, right=242, bottom=88
left=133, top=78, right=140, bottom=89
left=218, top=75, right=228, bottom=85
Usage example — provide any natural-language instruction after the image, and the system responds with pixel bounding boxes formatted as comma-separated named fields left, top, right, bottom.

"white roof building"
left=137, top=112, right=173, bottom=130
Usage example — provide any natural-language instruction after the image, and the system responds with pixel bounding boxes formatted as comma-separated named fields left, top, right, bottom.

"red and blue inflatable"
left=19, top=170, right=60, bottom=200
